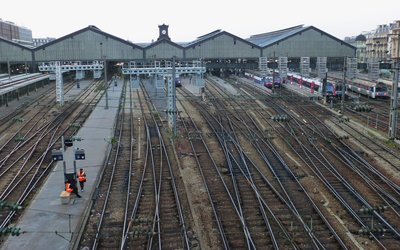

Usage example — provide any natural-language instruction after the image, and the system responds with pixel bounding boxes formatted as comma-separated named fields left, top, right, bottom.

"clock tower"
left=157, top=24, right=171, bottom=41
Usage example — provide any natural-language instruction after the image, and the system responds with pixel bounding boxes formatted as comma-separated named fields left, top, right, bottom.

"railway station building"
left=0, top=24, right=355, bottom=74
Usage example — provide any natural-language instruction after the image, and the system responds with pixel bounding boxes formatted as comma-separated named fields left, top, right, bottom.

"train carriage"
left=244, top=71, right=281, bottom=89
left=287, top=72, right=322, bottom=93
left=346, top=78, right=388, bottom=99
left=175, top=77, right=182, bottom=87
left=376, top=78, right=400, bottom=98
left=326, top=81, right=343, bottom=98
left=287, top=72, right=345, bottom=98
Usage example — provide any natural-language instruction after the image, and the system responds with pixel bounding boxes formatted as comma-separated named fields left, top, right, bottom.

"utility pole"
left=172, top=56, right=177, bottom=136
left=100, top=42, right=108, bottom=110
left=341, top=57, right=347, bottom=115
left=7, top=60, right=11, bottom=79
left=104, top=59, right=109, bottom=109
left=272, top=51, right=276, bottom=94
left=389, top=34, right=400, bottom=139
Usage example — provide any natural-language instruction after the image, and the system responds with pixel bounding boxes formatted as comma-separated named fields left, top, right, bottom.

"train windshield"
left=326, top=84, right=334, bottom=92
left=376, top=82, right=387, bottom=92
left=264, top=76, right=273, bottom=83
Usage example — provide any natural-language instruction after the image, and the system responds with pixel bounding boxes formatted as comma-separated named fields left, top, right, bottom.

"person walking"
left=77, top=168, right=87, bottom=192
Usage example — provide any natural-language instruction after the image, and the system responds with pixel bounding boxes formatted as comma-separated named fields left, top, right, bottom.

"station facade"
left=0, top=24, right=356, bottom=72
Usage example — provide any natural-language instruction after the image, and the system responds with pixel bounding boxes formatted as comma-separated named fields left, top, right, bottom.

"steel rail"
left=176, top=89, right=231, bottom=249
left=0, top=79, right=103, bottom=230
left=209, top=78, right=344, bottom=246
left=91, top=81, right=129, bottom=249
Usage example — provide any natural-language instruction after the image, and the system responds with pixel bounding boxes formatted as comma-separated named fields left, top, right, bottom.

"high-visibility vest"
left=78, top=171, right=86, bottom=182
left=65, top=183, right=73, bottom=193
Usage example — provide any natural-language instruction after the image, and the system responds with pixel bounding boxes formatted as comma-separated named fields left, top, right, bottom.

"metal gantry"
left=346, top=57, right=358, bottom=79
left=38, top=61, right=104, bottom=106
left=122, top=59, right=206, bottom=135
left=259, top=57, right=268, bottom=77
left=367, top=59, right=380, bottom=82
left=278, top=57, right=288, bottom=78
left=300, top=57, right=310, bottom=78
left=317, top=57, right=327, bottom=80
left=38, top=61, right=104, bottom=72
left=55, top=62, right=64, bottom=105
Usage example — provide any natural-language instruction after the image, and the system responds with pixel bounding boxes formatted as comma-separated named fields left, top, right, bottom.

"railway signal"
left=164, top=109, right=180, bottom=114
left=71, top=123, right=81, bottom=129
left=64, top=138, right=73, bottom=147
left=271, top=114, right=289, bottom=122
left=74, top=148, right=86, bottom=160
left=0, top=227, right=22, bottom=237
left=359, top=205, right=387, bottom=214
left=354, top=104, right=372, bottom=112
left=0, top=200, right=22, bottom=211
left=13, top=117, right=24, bottom=123
left=51, top=149, right=63, bottom=161
left=358, top=226, right=386, bottom=235
left=14, top=134, right=25, bottom=142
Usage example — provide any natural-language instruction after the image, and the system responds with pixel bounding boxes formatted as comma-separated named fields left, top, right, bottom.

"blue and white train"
left=244, top=72, right=281, bottom=89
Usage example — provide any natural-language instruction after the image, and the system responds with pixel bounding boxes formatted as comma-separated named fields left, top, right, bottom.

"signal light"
left=51, top=149, right=63, bottom=161
left=270, top=114, right=289, bottom=122
left=354, top=105, right=372, bottom=112
left=0, top=227, right=22, bottom=236
left=74, top=148, right=86, bottom=160
left=11, top=227, right=21, bottom=236
left=64, top=139, right=73, bottom=147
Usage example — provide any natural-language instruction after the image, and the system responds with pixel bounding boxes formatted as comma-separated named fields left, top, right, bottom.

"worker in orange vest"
left=77, top=168, right=87, bottom=192
left=65, top=181, right=73, bottom=193
left=65, top=180, right=81, bottom=198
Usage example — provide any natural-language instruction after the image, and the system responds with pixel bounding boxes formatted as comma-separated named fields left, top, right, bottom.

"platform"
left=0, top=83, right=53, bottom=121
left=2, top=80, right=123, bottom=250
left=282, top=82, right=322, bottom=100
left=0, top=74, right=49, bottom=95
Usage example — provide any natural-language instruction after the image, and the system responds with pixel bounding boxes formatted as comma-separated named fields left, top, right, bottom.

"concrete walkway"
left=2, top=80, right=123, bottom=250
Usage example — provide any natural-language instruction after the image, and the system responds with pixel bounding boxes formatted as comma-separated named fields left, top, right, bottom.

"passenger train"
left=244, top=72, right=281, bottom=89
left=287, top=72, right=343, bottom=98
left=175, top=77, right=182, bottom=87
left=328, top=75, right=389, bottom=99
left=345, top=78, right=388, bottom=99
left=372, top=78, right=399, bottom=98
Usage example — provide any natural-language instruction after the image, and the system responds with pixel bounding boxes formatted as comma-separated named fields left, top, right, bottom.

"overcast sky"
left=1, top=0, right=399, bottom=43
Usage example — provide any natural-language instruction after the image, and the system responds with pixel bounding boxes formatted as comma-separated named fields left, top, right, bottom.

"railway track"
left=80, top=81, right=136, bottom=249
left=252, top=83, right=400, bottom=248
left=178, top=87, right=254, bottom=248
left=219, top=76, right=400, bottom=247
left=207, top=78, right=347, bottom=248
left=174, top=78, right=345, bottom=248
left=328, top=85, right=400, bottom=137
left=0, top=79, right=104, bottom=244
left=0, top=79, right=76, bottom=134
left=80, top=80, right=190, bottom=249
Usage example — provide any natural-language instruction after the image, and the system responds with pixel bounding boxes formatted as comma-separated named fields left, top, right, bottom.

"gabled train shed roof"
left=0, top=36, right=32, bottom=50
left=144, top=37, right=185, bottom=50
left=247, top=25, right=355, bottom=49
left=184, top=29, right=261, bottom=49
left=33, top=25, right=143, bottom=51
